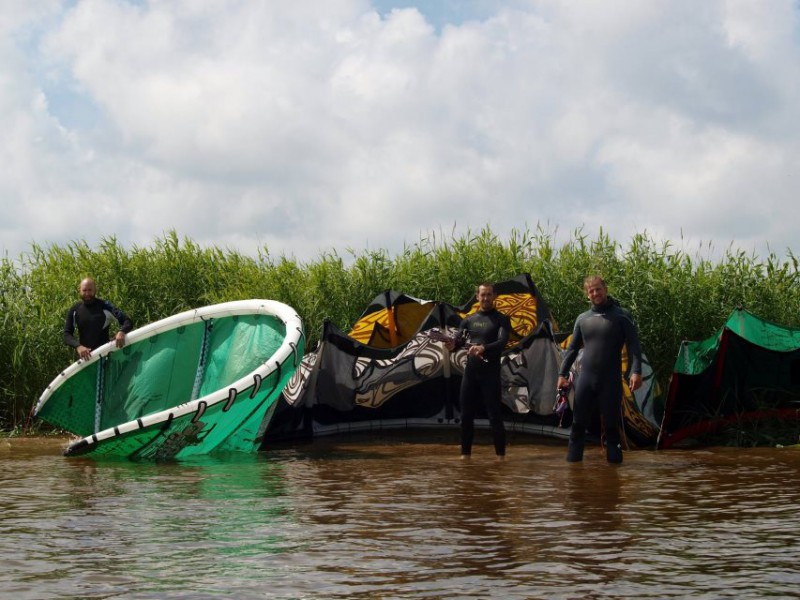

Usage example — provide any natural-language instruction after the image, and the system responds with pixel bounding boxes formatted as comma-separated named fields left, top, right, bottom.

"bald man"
left=64, top=278, right=133, bottom=360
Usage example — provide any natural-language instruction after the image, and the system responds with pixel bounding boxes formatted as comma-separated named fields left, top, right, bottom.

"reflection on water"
left=2, top=434, right=800, bottom=599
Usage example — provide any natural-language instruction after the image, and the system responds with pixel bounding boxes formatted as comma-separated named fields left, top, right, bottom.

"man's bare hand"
left=629, top=373, right=642, bottom=392
left=468, top=344, right=485, bottom=359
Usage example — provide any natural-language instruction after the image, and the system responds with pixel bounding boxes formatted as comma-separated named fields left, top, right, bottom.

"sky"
left=3, top=0, right=799, bottom=264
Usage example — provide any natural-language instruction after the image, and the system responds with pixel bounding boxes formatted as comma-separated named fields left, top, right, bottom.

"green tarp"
left=659, top=308, right=800, bottom=448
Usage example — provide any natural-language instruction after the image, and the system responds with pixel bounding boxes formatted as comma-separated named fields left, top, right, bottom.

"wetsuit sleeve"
left=104, top=300, right=133, bottom=333
left=558, top=317, right=584, bottom=377
left=451, top=318, right=469, bottom=349
left=482, top=314, right=511, bottom=354
left=621, top=310, right=642, bottom=374
left=63, top=305, right=80, bottom=348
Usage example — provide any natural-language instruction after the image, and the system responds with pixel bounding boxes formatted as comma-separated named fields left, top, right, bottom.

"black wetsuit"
left=64, top=298, right=133, bottom=351
left=559, top=298, right=641, bottom=463
left=456, top=308, right=511, bottom=456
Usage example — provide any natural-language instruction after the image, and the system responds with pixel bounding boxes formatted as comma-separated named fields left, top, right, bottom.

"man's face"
left=585, top=280, right=608, bottom=306
left=79, top=280, right=97, bottom=303
left=477, top=285, right=495, bottom=311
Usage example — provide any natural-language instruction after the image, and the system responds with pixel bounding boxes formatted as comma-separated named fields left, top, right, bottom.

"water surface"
left=2, top=433, right=799, bottom=599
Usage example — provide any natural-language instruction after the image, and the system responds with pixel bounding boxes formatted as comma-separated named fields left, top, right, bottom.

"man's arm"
left=64, top=305, right=93, bottom=360
left=63, top=306, right=80, bottom=349
left=621, top=310, right=642, bottom=375
left=105, top=301, right=133, bottom=333
left=444, top=318, right=469, bottom=351
left=481, top=314, right=511, bottom=355
left=557, top=318, right=583, bottom=389
left=105, top=300, right=132, bottom=348
left=559, top=319, right=583, bottom=377
left=621, top=309, right=643, bottom=391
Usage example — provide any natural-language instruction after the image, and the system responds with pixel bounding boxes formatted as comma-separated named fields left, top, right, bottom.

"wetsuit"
left=64, top=298, right=133, bottom=351
left=455, top=308, right=511, bottom=456
left=559, top=298, right=641, bottom=463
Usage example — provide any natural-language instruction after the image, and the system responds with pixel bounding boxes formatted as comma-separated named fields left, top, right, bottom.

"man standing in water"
left=446, top=282, right=511, bottom=459
left=64, top=277, right=133, bottom=360
left=557, top=275, right=642, bottom=464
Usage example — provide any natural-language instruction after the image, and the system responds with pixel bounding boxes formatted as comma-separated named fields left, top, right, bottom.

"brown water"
left=2, top=432, right=799, bottom=600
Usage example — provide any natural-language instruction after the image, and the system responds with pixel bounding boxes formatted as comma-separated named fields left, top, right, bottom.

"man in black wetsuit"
left=64, top=277, right=133, bottom=360
left=557, top=275, right=642, bottom=464
left=446, top=282, right=511, bottom=459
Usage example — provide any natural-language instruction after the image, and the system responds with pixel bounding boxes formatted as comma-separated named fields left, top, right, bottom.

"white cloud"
left=1, top=0, right=799, bottom=263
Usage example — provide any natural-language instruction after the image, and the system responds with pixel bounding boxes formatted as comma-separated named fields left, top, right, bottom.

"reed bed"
left=2, top=227, right=798, bottom=433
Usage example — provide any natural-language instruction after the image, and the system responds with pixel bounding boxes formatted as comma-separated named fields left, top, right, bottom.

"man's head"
left=79, top=278, right=97, bottom=304
left=476, top=282, right=496, bottom=312
left=583, top=275, right=608, bottom=306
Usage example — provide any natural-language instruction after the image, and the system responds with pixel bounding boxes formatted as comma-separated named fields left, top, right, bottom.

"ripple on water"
left=3, top=438, right=800, bottom=599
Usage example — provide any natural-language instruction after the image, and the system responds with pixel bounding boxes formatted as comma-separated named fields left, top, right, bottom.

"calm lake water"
left=2, top=432, right=799, bottom=600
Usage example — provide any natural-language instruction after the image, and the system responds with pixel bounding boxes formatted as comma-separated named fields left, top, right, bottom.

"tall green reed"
left=2, top=227, right=798, bottom=432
